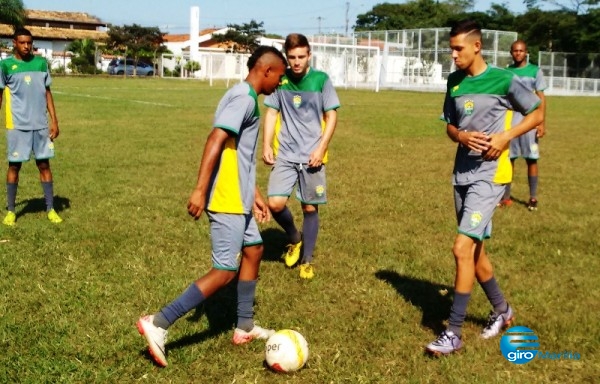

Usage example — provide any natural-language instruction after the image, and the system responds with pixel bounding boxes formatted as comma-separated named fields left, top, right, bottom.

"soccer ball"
left=264, top=330, right=309, bottom=373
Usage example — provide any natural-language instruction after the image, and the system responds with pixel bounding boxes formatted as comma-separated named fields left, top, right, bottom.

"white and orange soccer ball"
left=264, top=330, right=309, bottom=373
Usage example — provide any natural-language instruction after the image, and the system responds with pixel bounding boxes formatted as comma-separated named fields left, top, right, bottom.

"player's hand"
left=253, top=192, right=271, bottom=223
left=187, top=188, right=206, bottom=220
left=483, top=132, right=509, bottom=161
left=308, top=148, right=325, bottom=168
left=460, top=131, right=490, bottom=153
left=536, top=123, right=546, bottom=138
left=263, top=147, right=275, bottom=165
left=49, top=121, right=59, bottom=140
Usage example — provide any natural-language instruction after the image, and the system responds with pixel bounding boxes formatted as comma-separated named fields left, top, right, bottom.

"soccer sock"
left=447, top=292, right=471, bottom=337
left=41, top=181, right=54, bottom=211
left=236, top=279, right=257, bottom=332
left=272, top=207, right=301, bottom=244
left=479, top=276, right=508, bottom=314
left=301, top=211, right=319, bottom=264
left=502, top=183, right=511, bottom=200
left=528, top=175, right=538, bottom=199
left=6, top=182, right=17, bottom=212
left=154, top=283, right=205, bottom=329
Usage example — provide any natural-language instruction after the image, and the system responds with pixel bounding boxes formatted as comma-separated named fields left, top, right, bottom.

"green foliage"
left=213, top=20, right=265, bottom=53
left=525, top=0, right=600, bottom=14
left=0, top=0, right=26, bottom=29
left=106, top=24, right=167, bottom=73
left=0, top=77, right=599, bottom=382
left=184, top=60, right=201, bottom=72
left=66, top=39, right=98, bottom=74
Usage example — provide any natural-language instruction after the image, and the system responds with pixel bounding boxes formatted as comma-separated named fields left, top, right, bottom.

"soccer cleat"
left=47, top=209, right=63, bottom=224
left=137, top=315, right=168, bottom=367
left=497, top=199, right=513, bottom=208
left=426, top=330, right=463, bottom=356
left=527, top=198, right=538, bottom=211
left=2, top=211, right=16, bottom=226
left=481, top=304, right=514, bottom=339
left=299, top=263, right=314, bottom=279
left=283, top=241, right=302, bottom=267
left=232, top=323, right=275, bottom=345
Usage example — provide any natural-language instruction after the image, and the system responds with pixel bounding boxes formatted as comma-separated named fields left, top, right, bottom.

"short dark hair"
left=247, top=46, right=287, bottom=70
left=284, top=33, right=310, bottom=53
left=449, top=20, right=481, bottom=39
left=13, top=27, right=32, bottom=39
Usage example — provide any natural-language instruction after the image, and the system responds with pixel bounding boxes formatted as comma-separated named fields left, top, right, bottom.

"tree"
left=0, top=0, right=26, bottom=29
left=67, top=39, right=98, bottom=74
left=106, top=24, right=167, bottom=75
left=213, top=20, right=265, bottom=53
left=524, top=0, right=600, bottom=15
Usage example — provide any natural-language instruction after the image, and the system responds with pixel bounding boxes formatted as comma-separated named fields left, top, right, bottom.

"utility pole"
left=345, top=2, right=350, bottom=36
left=317, top=16, right=324, bottom=34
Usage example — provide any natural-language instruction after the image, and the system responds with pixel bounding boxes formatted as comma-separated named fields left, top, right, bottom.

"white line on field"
left=53, top=91, right=174, bottom=107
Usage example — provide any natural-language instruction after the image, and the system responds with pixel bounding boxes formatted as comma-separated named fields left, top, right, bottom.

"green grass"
left=0, top=77, right=598, bottom=383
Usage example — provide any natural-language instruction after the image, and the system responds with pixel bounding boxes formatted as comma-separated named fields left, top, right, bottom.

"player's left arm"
left=253, top=187, right=270, bottom=223
left=46, top=88, right=59, bottom=140
left=485, top=106, right=543, bottom=161
left=308, top=108, right=337, bottom=167
left=535, top=90, right=546, bottom=138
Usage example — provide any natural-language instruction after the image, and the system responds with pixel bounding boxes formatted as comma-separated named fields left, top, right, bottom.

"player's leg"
left=33, top=128, right=61, bottom=222
left=296, top=164, right=327, bottom=278
left=526, top=158, right=539, bottom=211
left=268, top=160, right=302, bottom=266
left=4, top=129, right=31, bottom=226
left=137, top=212, right=242, bottom=366
left=233, top=215, right=275, bottom=344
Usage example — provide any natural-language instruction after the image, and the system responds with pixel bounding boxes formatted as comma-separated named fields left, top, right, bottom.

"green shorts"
left=206, top=211, right=262, bottom=271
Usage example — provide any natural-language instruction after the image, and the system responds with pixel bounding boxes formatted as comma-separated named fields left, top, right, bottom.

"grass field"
left=0, top=76, right=598, bottom=383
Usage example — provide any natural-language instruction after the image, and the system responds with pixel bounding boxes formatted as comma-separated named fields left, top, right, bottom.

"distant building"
left=0, top=9, right=108, bottom=70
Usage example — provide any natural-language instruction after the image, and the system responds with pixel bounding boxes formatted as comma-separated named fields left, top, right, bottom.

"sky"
left=24, top=0, right=529, bottom=36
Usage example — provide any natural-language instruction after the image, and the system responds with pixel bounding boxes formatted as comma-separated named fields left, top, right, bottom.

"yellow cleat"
left=2, top=211, right=16, bottom=226
left=47, top=209, right=63, bottom=224
left=283, top=241, right=302, bottom=267
left=299, top=263, right=314, bottom=279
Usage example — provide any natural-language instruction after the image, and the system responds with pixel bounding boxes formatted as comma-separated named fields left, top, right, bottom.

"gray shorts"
left=510, top=129, right=539, bottom=160
left=268, top=158, right=327, bottom=204
left=206, top=211, right=262, bottom=271
left=6, top=128, right=55, bottom=162
left=454, top=180, right=504, bottom=241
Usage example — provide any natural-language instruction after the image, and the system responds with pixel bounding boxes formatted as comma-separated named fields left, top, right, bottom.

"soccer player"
left=262, top=33, right=340, bottom=279
left=137, top=46, right=287, bottom=367
left=0, top=28, right=62, bottom=225
left=425, top=20, right=543, bottom=356
left=498, top=39, right=547, bottom=211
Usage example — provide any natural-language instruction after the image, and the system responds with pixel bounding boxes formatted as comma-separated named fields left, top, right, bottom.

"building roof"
left=26, top=9, right=105, bottom=26
left=0, top=24, right=108, bottom=41
left=163, top=28, right=221, bottom=43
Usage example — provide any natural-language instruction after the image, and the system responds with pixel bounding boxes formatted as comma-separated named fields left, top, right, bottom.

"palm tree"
left=0, top=0, right=26, bottom=29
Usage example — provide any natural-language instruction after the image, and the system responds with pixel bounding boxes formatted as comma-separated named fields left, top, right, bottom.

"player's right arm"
left=535, top=90, right=546, bottom=138
left=188, top=128, right=230, bottom=220
left=262, top=107, right=278, bottom=165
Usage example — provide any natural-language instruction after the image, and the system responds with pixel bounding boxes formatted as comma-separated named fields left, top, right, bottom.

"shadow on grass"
left=259, top=227, right=288, bottom=263
left=375, top=270, right=453, bottom=335
left=15, top=195, right=70, bottom=219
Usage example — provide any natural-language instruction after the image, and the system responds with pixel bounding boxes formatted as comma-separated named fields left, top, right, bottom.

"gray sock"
left=528, top=175, right=538, bottom=199
left=480, top=276, right=508, bottom=314
left=301, top=210, right=319, bottom=264
left=447, top=292, right=471, bottom=337
left=236, top=280, right=257, bottom=331
left=502, top=183, right=511, bottom=200
left=272, top=207, right=301, bottom=244
left=6, top=182, right=17, bottom=212
left=155, top=283, right=205, bottom=329
left=41, top=181, right=54, bottom=211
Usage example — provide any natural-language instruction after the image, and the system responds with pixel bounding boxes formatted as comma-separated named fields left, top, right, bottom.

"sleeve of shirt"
left=508, top=75, right=541, bottom=115
left=322, top=77, right=341, bottom=111
left=213, top=94, right=254, bottom=136
left=535, top=68, right=547, bottom=92
left=264, top=90, right=280, bottom=111
left=441, top=90, right=456, bottom=125
left=0, top=64, right=6, bottom=89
